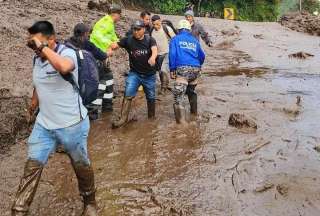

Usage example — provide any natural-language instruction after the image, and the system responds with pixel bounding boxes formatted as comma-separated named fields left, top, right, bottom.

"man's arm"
left=27, top=88, right=39, bottom=123
left=148, top=46, right=158, bottom=66
left=41, top=47, right=75, bottom=74
left=198, top=24, right=212, bottom=47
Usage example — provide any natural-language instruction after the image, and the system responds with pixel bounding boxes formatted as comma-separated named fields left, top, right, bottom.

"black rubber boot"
left=187, top=85, right=198, bottom=116
left=173, top=104, right=186, bottom=124
left=112, top=97, right=133, bottom=129
left=72, top=162, right=97, bottom=216
left=159, top=72, right=169, bottom=95
left=11, top=160, right=44, bottom=216
left=147, top=101, right=155, bottom=119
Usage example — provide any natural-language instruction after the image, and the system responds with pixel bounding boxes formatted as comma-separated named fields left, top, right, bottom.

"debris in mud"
left=254, top=183, right=274, bottom=193
left=282, top=107, right=300, bottom=117
left=313, top=145, right=320, bottom=153
left=289, top=51, right=314, bottom=60
left=0, top=88, right=30, bottom=154
left=215, top=40, right=235, bottom=49
left=221, top=28, right=240, bottom=37
left=280, top=12, right=320, bottom=36
left=228, top=113, right=257, bottom=130
left=87, top=0, right=110, bottom=12
left=245, top=141, right=271, bottom=155
left=276, top=184, right=289, bottom=197
left=296, top=96, right=302, bottom=106
left=253, top=34, right=264, bottom=39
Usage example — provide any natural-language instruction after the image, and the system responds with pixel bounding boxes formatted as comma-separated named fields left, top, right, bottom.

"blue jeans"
left=28, top=117, right=90, bottom=165
left=125, top=71, right=156, bottom=102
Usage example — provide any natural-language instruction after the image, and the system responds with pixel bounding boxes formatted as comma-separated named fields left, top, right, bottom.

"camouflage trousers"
left=173, top=66, right=201, bottom=105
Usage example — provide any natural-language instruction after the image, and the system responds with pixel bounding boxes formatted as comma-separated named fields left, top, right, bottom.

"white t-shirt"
left=33, top=44, right=87, bottom=130
left=151, top=25, right=175, bottom=55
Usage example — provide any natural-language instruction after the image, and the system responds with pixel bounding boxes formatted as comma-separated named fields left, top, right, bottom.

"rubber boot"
left=159, top=72, right=169, bottom=95
left=11, top=159, right=44, bottom=216
left=188, top=94, right=198, bottom=116
left=173, top=104, right=186, bottom=124
left=112, top=97, right=132, bottom=129
left=72, top=162, right=97, bottom=216
left=147, top=101, right=155, bottom=119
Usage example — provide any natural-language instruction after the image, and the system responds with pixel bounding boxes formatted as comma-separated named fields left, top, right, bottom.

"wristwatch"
left=37, top=42, right=48, bottom=52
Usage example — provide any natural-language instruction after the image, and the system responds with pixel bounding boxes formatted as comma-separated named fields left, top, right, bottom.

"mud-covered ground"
left=1, top=1, right=320, bottom=216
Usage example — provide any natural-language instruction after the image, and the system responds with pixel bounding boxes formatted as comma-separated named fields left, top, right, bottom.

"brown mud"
left=1, top=1, right=320, bottom=216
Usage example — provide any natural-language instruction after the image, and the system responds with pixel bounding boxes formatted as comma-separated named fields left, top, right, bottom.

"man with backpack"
left=11, top=21, right=97, bottom=216
left=112, top=20, right=158, bottom=128
left=90, top=4, right=122, bottom=113
left=185, top=10, right=213, bottom=47
left=67, top=23, right=112, bottom=120
left=169, top=20, right=205, bottom=124
left=151, top=15, right=176, bottom=95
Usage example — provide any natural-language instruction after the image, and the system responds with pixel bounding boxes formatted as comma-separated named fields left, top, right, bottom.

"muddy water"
left=64, top=68, right=319, bottom=216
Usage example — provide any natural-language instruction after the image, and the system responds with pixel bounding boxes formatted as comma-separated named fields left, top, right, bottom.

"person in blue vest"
left=169, top=20, right=205, bottom=124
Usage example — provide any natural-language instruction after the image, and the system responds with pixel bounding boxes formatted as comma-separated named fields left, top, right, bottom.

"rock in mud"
left=314, top=145, right=320, bottom=153
left=276, top=184, right=289, bottom=197
left=228, top=113, right=257, bottom=130
left=288, top=51, right=314, bottom=60
left=254, top=183, right=274, bottom=193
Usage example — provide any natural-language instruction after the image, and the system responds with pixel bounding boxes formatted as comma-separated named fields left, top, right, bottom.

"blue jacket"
left=169, top=30, right=205, bottom=71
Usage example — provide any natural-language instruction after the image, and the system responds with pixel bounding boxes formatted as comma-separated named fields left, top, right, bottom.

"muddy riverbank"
left=1, top=1, right=320, bottom=216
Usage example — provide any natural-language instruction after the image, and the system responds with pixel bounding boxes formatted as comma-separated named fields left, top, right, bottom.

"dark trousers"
left=90, top=60, right=113, bottom=114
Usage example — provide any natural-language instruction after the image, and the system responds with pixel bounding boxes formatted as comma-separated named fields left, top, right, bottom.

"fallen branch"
left=245, top=141, right=271, bottom=155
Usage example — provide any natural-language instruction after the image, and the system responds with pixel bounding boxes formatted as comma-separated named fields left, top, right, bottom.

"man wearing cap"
left=151, top=15, right=176, bottom=95
left=90, top=4, right=122, bottom=113
left=67, top=23, right=113, bottom=120
left=169, top=20, right=205, bottom=123
left=185, top=10, right=213, bottom=47
left=112, top=20, right=158, bottom=128
left=126, top=11, right=152, bottom=37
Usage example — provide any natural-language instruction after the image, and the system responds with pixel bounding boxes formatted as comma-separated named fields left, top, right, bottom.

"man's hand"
left=148, top=57, right=156, bottom=66
left=27, top=36, right=42, bottom=52
left=110, top=43, right=119, bottom=50
left=26, top=106, right=36, bottom=124
left=107, top=49, right=113, bottom=57
left=170, top=71, right=177, bottom=79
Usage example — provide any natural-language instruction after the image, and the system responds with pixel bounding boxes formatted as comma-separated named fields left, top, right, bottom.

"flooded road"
left=1, top=9, right=320, bottom=216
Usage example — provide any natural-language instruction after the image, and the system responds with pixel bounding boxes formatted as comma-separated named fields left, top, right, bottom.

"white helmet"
left=178, top=19, right=191, bottom=30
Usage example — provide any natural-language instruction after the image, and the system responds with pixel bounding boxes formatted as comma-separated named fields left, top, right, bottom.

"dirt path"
left=1, top=3, right=320, bottom=216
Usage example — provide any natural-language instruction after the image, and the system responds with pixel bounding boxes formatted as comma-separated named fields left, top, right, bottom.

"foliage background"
left=121, top=0, right=320, bottom=21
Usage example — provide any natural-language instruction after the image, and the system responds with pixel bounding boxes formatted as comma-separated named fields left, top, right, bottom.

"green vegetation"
left=122, top=0, right=320, bottom=21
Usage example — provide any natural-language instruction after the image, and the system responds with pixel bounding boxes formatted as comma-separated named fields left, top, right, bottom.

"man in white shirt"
left=151, top=15, right=176, bottom=95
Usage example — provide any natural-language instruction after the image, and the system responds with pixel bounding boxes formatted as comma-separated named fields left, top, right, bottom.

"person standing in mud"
left=185, top=10, right=213, bottom=47
left=90, top=4, right=122, bottom=113
left=67, top=23, right=113, bottom=120
left=11, top=21, right=97, bottom=216
left=151, top=15, right=176, bottom=95
left=169, top=20, right=205, bottom=124
left=112, top=20, right=158, bottom=128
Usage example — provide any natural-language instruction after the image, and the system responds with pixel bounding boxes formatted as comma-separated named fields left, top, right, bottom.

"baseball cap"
left=184, top=10, right=194, bottom=17
left=132, top=20, right=145, bottom=29
left=110, top=3, right=122, bottom=14
left=178, top=19, right=191, bottom=30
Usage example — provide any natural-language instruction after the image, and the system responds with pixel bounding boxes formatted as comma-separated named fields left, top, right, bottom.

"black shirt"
left=118, top=35, right=157, bottom=75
